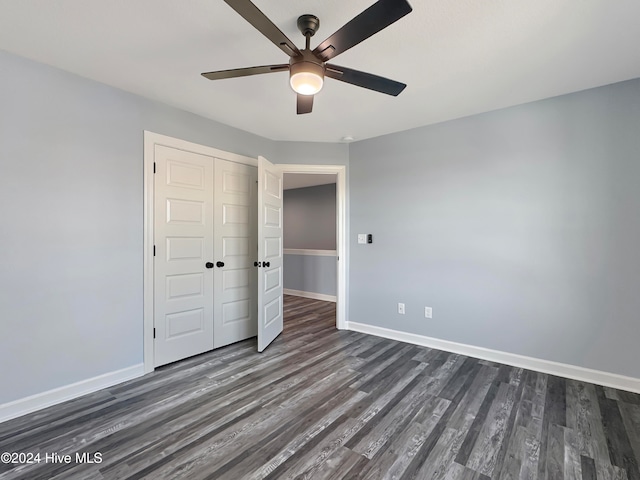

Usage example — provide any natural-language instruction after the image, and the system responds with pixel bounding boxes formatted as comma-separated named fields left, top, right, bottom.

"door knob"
left=254, top=261, right=262, bottom=267
left=263, top=261, right=271, bottom=267
left=205, top=262, right=214, bottom=269
left=216, top=261, right=225, bottom=268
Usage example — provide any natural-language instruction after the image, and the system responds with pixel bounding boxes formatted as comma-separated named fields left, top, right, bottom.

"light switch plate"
left=357, top=234, right=367, bottom=244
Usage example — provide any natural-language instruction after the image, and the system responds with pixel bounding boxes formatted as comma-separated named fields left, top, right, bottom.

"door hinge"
left=153, top=162, right=156, bottom=174
left=153, top=245, right=156, bottom=256
left=153, top=328, right=156, bottom=339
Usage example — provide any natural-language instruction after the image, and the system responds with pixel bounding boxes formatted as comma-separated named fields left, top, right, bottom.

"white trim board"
left=284, top=288, right=336, bottom=303
left=284, top=249, right=337, bottom=256
left=0, top=364, right=144, bottom=424
left=347, top=322, right=640, bottom=394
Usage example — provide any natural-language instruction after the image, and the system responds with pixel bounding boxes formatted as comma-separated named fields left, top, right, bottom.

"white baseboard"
left=347, top=322, right=640, bottom=394
left=0, top=364, right=145, bottom=424
left=284, top=289, right=336, bottom=303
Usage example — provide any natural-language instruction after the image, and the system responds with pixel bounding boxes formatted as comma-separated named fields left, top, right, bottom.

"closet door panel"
left=154, top=145, right=215, bottom=367
left=214, top=159, right=258, bottom=348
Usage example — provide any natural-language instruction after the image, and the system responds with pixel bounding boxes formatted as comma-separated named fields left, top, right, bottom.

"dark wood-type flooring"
left=1, top=296, right=639, bottom=479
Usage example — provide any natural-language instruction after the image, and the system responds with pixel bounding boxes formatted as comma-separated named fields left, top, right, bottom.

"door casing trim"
left=279, top=164, right=347, bottom=331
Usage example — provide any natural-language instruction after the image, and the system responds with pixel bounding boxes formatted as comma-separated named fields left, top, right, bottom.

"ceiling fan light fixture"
left=289, top=60, right=324, bottom=95
left=290, top=71, right=323, bottom=95
left=203, top=0, right=413, bottom=114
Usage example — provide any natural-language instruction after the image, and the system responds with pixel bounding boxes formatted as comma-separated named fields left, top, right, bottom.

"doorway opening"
left=280, top=165, right=347, bottom=332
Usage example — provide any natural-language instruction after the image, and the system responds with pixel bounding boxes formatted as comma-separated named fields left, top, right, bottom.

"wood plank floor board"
left=95, top=353, right=346, bottom=471
left=438, top=358, right=481, bottom=401
left=564, top=428, right=584, bottom=479
left=444, top=463, right=492, bottom=480
left=424, top=378, right=490, bottom=480
left=596, top=387, right=640, bottom=480
left=345, top=368, right=429, bottom=452
left=1, top=295, right=639, bottom=479
left=397, top=354, right=486, bottom=479
left=493, top=372, right=544, bottom=479
left=106, top=353, right=353, bottom=471
left=488, top=373, right=528, bottom=479
left=537, top=374, right=570, bottom=480
left=132, top=373, right=360, bottom=479
left=422, top=350, right=454, bottom=377
left=315, top=447, right=368, bottom=480
left=619, top=403, right=640, bottom=470
left=455, top=374, right=501, bottom=467
left=205, top=385, right=363, bottom=480
left=245, top=396, right=368, bottom=480
left=545, top=424, right=566, bottom=480
left=351, top=374, right=437, bottom=460
left=412, top=393, right=451, bottom=429
left=581, top=455, right=597, bottom=480
left=258, top=415, right=358, bottom=480
left=356, top=350, right=422, bottom=396
left=465, top=382, right=518, bottom=477
left=375, top=422, right=431, bottom=480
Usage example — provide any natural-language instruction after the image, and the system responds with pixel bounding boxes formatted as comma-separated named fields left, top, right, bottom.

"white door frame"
left=280, top=164, right=347, bottom=331
left=143, top=131, right=257, bottom=374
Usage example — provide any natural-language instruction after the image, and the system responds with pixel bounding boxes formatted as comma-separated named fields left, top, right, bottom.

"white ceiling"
left=1, top=0, right=639, bottom=143
left=284, top=173, right=336, bottom=190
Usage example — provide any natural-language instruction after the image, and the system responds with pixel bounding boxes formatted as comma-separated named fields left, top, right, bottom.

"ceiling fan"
left=202, top=0, right=413, bottom=114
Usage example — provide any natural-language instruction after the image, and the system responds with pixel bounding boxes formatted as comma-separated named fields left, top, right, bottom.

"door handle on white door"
left=216, top=261, right=225, bottom=268
left=263, top=261, right=270, bottom=268
left=205, top=262, right=214, bottom=269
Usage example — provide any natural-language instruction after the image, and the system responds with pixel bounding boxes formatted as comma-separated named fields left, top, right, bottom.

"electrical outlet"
left=398, top=303, right=405, bottom=315
left=424, top=307, right=432, bottom=319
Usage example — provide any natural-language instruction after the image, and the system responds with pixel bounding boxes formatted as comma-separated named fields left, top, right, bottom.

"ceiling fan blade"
left=223, top=0, right=301, bottom=57
left=325, top=64, right=406, bottom=96
left=202, top=64, right=289, bottom=80
left=312, top=0, right=412, bottom=62
left=297, top=94, right=314, bottom=114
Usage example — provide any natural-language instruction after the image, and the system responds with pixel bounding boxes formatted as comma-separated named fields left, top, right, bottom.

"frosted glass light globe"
left=290, top=71, right=324, bottom=95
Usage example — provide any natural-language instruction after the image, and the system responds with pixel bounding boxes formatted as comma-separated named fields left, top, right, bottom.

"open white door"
left=257, top=156, right=284, bottom=352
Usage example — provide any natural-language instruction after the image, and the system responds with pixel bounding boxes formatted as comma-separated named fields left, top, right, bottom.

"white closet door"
left=213, top=159, right=258, bottom=348
left=154, top=145, right=214, bottom=367
left=257, top=156, right=284, bottom=352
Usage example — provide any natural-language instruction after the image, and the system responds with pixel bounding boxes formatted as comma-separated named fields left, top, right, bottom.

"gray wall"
left=0, top=51, right=277, bottom=404
left=283, top=255, right=337, bottom=297
left=349, top=78, right=640, bottom=379
left=284, top=184, right=337, bottom=250
left=274, top=141, right=349, bottom=166
left=283, top=184, right=337, bottom=296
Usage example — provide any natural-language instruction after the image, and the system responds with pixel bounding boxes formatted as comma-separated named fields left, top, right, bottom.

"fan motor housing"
left=289, top=49, right=325, bottom=78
